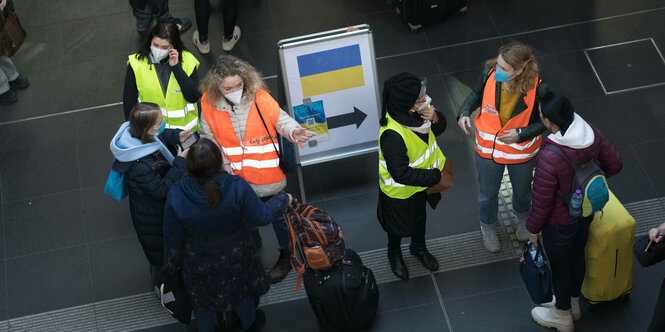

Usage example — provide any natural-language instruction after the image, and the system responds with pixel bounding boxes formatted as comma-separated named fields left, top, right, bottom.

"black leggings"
left=649, top=276, right=665, bottom=332
left=194, top=0, right=239, bottom=41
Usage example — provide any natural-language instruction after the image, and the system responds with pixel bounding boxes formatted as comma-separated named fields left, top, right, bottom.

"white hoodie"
left=547, top=113, right=595, bottom=149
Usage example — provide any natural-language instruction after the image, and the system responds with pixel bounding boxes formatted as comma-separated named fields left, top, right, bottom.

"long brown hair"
left=186, top=139, right=224, bottom=208
left=486, top=42, right=539, bottom=94
left=129, top=102, right=162, bottom=144
left=200, top=55, right=265, bottom=105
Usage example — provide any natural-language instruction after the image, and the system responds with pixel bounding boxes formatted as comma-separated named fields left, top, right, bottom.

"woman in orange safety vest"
left=457, top=42, right=550, bottom=253
left=198, top=55, right=315, bottom=284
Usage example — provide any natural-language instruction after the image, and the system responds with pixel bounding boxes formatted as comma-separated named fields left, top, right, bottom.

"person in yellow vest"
left=198, top=55, right=316, bottom=283
left=123, top=21, right=202, bottom=132
left=378, top=73, right=448, bottom=280
left=457, top=42, right=549, bottom=253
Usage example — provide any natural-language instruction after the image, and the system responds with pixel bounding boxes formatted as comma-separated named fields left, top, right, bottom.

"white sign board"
left=278, top=25, right=380, bottom=166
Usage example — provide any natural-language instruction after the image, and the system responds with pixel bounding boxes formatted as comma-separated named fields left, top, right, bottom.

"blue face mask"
left=157, top=120, right=166, bottom=134
left=494, top=65, right=512, bottom=82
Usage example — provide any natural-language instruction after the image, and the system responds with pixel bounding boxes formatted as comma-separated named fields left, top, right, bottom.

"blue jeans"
left=542, top=216, right=592, bottom=310
left=475, top=154, right=535, bottom=225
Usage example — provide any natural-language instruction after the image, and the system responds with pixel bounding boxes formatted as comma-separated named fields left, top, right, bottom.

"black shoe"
left=0, top=89, right=17, bottom=105
left=251, top=229, right=263, bottom=249
left=409, top=242, right=439, bottom=271
left=245, top=309, right=266, bottom=332
left=9, top=74, right=29, bottom=90
left=388, top=249, right=409, bottom=280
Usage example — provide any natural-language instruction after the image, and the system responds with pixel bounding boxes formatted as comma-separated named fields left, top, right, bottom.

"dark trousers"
left=387, top=218, right=426, bottom=251
left=194, top=0, right=239, bottom=40
left=129, top=0, right=172, bottom=26
left=649, top=277, right=665, bottom=332
left=542, top=216, right=592, bottom=310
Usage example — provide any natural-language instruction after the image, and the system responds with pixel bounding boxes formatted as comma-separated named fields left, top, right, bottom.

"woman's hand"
left=418, top=106, right=438, bottom=122
left=0, top=0, right=7, bottom=11
left=529, top=233, right=540, bottom=246
left=649, top=224, right=665, bottom=243
left=294, top=128, right=316, bottom=142
left=458, top=116, right=472, bottom=135
left=176, top=145, right=189, bottom=158
left=168, top=48, right=179, bottom=67
left=497, top=129, right=519, bottom=144
left=178, top=130, right=193, bottom=143
left=286, top=193, right=293, bottom=206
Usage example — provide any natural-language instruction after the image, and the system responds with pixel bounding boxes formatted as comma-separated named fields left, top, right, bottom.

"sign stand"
left=278, top=24, right=381, bottom=202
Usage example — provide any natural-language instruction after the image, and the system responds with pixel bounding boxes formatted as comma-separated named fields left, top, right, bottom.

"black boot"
left=409, top=242, right=439, bottom=271
left=388, top=249, right=409, bottom=280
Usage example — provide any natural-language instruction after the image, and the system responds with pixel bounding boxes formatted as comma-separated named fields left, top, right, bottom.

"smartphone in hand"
left=180, top=132, right=199, bottom=150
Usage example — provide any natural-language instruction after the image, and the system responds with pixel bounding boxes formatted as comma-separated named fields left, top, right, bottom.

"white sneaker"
left=192, top=30, right=210, bottom=54
left=222, top=26, right=241, bottom=51
left=531, top=306, right=574, bottom=332
left=513, top=211, right=530, bottom=242
left=541, top=296, right=582, bottom=321
left=480, top=222, right=501, bottom=253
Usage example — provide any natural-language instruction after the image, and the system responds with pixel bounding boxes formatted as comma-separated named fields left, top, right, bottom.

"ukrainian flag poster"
left=297, top=44, right=365, bottom=98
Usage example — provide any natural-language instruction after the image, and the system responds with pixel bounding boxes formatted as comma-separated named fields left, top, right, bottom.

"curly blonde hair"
left=486, top=42, right=539, bottom=95
left=200, top=55, right=265, bottom=104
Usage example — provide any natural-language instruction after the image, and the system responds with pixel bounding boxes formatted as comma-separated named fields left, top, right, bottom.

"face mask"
left=224, top=89, right=243, bottom=105
left=150, top=46, right=169, bottom=62
left=157, top=120, right=166, bottom=134
left=494, top=65, right=513, bottom=82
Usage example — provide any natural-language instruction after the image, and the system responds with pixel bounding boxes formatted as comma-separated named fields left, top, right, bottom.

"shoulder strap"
left=254, top=101, right=281, bottom=159
left=544, top=144, right=579, bottom=170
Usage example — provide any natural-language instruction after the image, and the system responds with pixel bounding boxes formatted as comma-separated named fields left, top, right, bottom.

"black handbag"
left=519, top=241, right=553, bottom=304
left=159, top=267, right=192, bottom=325
left=633, top=235, right=665, bottom=267
left=255, top=101, right=296, bottom=173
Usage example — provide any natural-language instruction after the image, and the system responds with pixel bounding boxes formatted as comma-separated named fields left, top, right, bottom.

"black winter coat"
left=112, top=129, right=186, bottom=266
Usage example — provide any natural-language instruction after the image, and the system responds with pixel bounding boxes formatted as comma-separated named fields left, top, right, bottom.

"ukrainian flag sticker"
left=297, top=44, right=365, bottom=98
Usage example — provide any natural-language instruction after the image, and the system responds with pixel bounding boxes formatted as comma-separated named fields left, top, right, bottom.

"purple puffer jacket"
left=525, top=122, right=622, bottom=234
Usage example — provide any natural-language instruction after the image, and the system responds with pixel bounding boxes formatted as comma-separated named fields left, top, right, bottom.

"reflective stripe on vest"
left=128, top=51, right=201, bottom=132
left=378, top=114, right=445, bottom=199
left=473, top=69, right=541, bottom=164
left=200, top=89, right=285, bottom=185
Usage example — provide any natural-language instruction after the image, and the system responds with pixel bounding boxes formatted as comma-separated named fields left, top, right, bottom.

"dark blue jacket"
left=163, top=173, right=289, bottom=311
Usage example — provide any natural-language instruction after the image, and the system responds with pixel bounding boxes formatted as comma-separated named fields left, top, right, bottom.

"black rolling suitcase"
left=303, top=249, right=379, bottom=331
left=394, top=0, right=468, bottom=32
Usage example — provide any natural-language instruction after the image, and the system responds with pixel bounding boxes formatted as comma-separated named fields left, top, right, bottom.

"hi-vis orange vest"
left=474, top=70, right=541, bottom=164
left=201, top=89, right=285, bottom=185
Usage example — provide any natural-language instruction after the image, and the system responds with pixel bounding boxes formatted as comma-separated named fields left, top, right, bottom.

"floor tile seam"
left=3, top=242, right=88, bottom=262
left=377, top=300, right=442, bottom=316
left=87, top=234, right=137, bottom=247
left=0, top=102, right=121, bottom=127
left=627, top=144, right=661, bottom=202
left=74, top=142, right=99, bottom=325
left=376, top=6, right=665, bottom=62
left=430, top=273, right=455, bottom=332
left=441, top=284, right=525, bottom=303
left=481, top=0, right=503, bottom=46
left=0, top=188, right=84, bottom=206
left=19, top=9, right=133, bottom=31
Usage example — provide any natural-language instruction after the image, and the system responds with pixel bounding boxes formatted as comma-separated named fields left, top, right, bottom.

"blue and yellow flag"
left=297, top=44, right=365, bottom=98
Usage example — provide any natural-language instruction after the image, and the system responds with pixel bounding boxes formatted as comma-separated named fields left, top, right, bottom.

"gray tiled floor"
left=1, top=0, right=665, bottom=330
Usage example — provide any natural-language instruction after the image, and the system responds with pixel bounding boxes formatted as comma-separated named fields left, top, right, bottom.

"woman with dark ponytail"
left=163, top=138, right=291, bottom=332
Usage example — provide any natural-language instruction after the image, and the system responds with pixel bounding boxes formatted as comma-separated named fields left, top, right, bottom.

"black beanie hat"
left=380, top=72, right=422, bottom=126
left=540, top=91, right=574, bottom=135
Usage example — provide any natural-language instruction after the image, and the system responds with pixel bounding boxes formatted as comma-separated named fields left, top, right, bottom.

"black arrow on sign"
left=327, top=107, right=367, bottom=129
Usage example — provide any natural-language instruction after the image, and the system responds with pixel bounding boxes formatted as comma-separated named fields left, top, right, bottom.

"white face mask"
left=224, top=89, right=243, bottom=105
left=150, top=46, right=169, bottom=62
left=416, top=95, right=432, bottom=111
